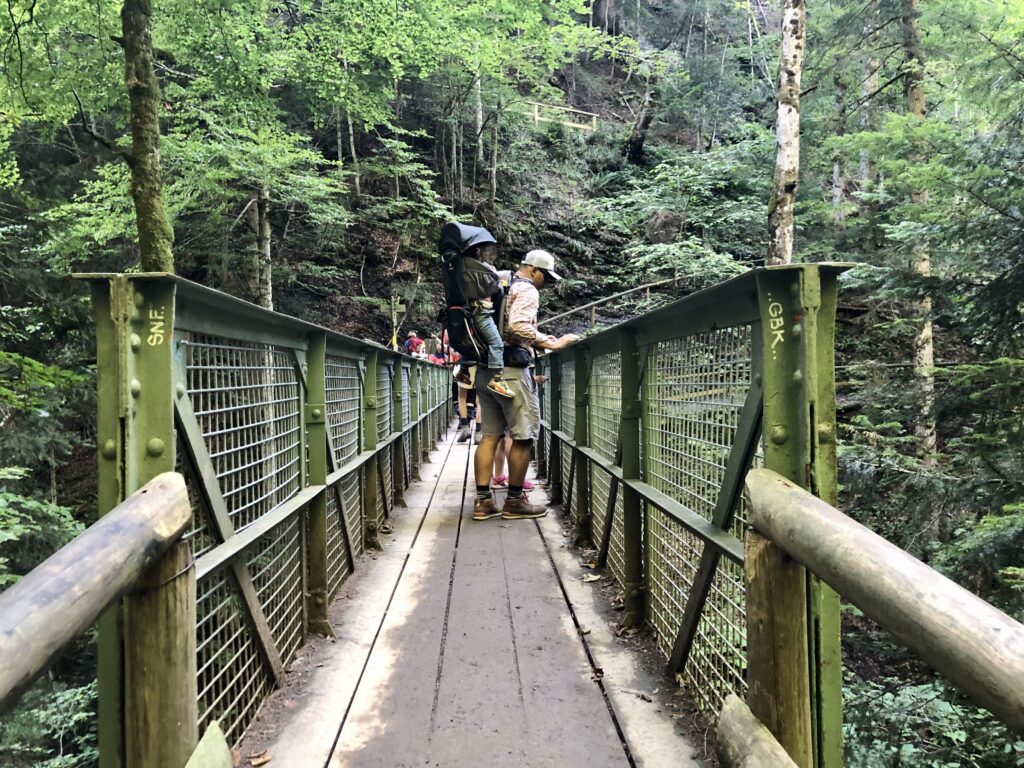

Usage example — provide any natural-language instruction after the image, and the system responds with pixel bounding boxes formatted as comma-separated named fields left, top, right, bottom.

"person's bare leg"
left=458, top=387, right=468, bottom=419
left=507, top=439, right=533, bottom=486
left=474, top=435, right=500, bottom=486
left=493, top=435, right=507, bottom=478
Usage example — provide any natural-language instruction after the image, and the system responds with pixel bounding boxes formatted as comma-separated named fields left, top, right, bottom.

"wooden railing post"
left=572, top=346, right=591, bottom=545
left=124, top=542, right=197, bottom=767
left=361, top=348, right=380, bottom=549
left=305, top=332, right=332, bottom=635
left=88, top=275, right=195, bottom=768
left=619, top=330, right=644, bottom=626
left=749, top=265, right=844, bottom=768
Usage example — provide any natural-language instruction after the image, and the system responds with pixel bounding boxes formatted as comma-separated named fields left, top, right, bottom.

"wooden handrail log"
left=0, top=472, right=191, bottom=714
left=746, top=468, right=1024, bottom=734
left=717, top=694, right=797, bottom=768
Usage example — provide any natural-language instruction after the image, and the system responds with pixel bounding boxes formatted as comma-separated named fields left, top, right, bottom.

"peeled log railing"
left=0, top=473, right=195, bottom=765
left=744, top=468, right=1024, bottom=737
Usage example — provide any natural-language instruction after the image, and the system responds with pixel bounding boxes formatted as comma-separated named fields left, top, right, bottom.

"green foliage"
left=0, top=468, right=82, bottom=585
left=844, top=676, right=1024, bottom=768
left=0, top=680, right=98, bottom=768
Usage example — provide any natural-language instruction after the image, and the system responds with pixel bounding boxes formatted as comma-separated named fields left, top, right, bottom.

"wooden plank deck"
left=239, top=430, right=702, bottom=768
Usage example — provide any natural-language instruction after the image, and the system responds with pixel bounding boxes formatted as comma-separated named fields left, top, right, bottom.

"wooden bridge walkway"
left=236, top=430, right=700, bottom=768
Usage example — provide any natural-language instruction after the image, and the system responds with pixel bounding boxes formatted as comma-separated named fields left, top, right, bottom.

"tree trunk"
left=624, top=72, right=658, bottom=164
left=474, top=71, right=485, bottom=166
left=766, top=0, right=806, bottom=266
left=902, top=0, right=936, bottom=462
left=490, top=111, right=499, bottom=205
left=832, top=62, right=847, bottom=229
left=347, top=112, right=361, bottom=197
left=121, top=0, right=174, bottom=272
left=859, top=0, right=879, bottom=194
left=247, top=187, right=273, bottom=310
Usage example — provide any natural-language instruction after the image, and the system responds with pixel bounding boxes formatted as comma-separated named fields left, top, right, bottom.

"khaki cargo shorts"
left=474, top=367, right=540, bottom=441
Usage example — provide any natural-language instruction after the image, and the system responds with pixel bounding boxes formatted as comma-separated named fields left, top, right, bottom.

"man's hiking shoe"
left=501, top=494, right=548, bottom=519
left=486, top=377, right=515, bottom=399
left=456, top=423, right=471, bottom=443
left=473, top=496, right=501, bottom=521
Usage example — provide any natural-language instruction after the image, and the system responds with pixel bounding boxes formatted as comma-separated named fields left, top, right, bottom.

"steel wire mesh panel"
left=559, top=358, right=575, bottom=511
left=683, top=558, right=747, bottom=714
left=589, top=353, right=625, bottom=583
left=325, top=354, right=363, bottom=579
left=247, top=516, right=305, bottom=667
left=325, top=487, right=348, bottom=599
left=642, top=326, right=755, bottom=718
left=325, top=356, right=361, bottom=469
left=183, top=335, right=303, bottom=531
left=375, top=363, right=393, bottom=529
left=176, top=440, right=217, bottom=559
left=196, top=570, right=273, bottom=747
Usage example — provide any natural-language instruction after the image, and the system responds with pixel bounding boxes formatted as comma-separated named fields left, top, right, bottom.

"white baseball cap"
left=521, top=249, right=562, bottom=281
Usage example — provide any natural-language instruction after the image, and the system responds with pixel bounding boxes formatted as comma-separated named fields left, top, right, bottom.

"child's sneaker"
left=487, top=377, right=515, bottom=399
left=522, top=479, right=535, bottom=491
left=491, top=474, right=508, bottom=489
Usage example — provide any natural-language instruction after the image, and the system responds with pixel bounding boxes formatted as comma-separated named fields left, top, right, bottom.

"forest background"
left=0, top=0, right=1022, bottom=765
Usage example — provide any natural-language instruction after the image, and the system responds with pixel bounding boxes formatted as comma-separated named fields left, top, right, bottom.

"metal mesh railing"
left=183, top=336, right=302, bottom=532
left=559, top=359, right=576, bottom=512
left=375, top=363, right=394, bottom=530
left=196, top=567, right=274, bottom=746
left=589, top=353, right=624, bottom=584
left=81, top=275, right=452, bottom=758
left=642, top=326, right=754, bottom=715
left=643, top=327, right=753, bottom=529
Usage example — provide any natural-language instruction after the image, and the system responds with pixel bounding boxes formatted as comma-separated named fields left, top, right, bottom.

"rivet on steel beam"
left=817, top=424, right=833, bottom=444
left=146, top=438, right=165, bottom=457
left=101, top=440, right=117, bottom=459
left=133, top=292, right=145, bottom=308
left=791, top=323, right=802, bottom=337
left=754, top=373, right=763, bottom=386
left=770, top=426, right=788, bottom=445
left=130, top=333, right=142, bottom=352
left=130, top=378, right=142, bottom=397
left=130, top=307, right=141, bottom=322
left=789, top=281, right=800, bottom=296
left=792, top=369, right=803, bottom=384
left=312, top=408, right=323, bottom=420
left=176, top=383, right=186, bottom=398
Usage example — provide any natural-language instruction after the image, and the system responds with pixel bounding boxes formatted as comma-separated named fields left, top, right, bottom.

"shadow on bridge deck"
left=237, top=430, right=701, bottom=768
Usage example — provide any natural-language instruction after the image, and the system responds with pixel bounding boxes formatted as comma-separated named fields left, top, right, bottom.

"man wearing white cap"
left=472, top=250, right=579, bottom=521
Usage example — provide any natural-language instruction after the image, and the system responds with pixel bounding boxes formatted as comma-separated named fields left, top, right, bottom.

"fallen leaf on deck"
left=635, top=692, right=652, bottom=702
left=590, top=666, right=604, bottom=681
left=248, top=750, right=272, bottom=766
left=582, top=560, right=599, bottom=569
left=582, top=574, right=602, bottom=583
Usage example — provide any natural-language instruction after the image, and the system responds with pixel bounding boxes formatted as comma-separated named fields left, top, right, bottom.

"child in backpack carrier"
left=461, top=242, right=514, bottom=400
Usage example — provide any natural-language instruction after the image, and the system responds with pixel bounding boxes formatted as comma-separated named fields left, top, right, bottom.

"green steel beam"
left=304, top=332, right=333, bottom=636
left=755, top=265, right=845, bottom=768
left=89, top=276, right=178, bottom=768
left=572, top=346, right=591, bottom=545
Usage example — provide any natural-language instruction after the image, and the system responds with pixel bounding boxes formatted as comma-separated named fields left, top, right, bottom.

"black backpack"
left=437, top=222, right=502, bottom=363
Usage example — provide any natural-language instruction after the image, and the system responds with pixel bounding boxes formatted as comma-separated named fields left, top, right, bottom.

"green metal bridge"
left=0, top=266, right=1021, bottom=767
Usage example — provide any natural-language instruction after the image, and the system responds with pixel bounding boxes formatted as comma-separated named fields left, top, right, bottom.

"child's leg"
left=472, top=309, right=504, bottom=371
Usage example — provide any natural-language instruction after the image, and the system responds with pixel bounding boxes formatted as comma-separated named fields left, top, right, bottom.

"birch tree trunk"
left=832, top=62, right=847, bottom=229
left=902, top=0, right=936, bottom=462
left=859, top=0, right=880, bottom=193
left=121, top=0, right=174, bottom=272
left=246, top=187, right=273, bottom=310
left=766, top=0, right=806, bottom=266
left=475, top=71, right=485, bottom=166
